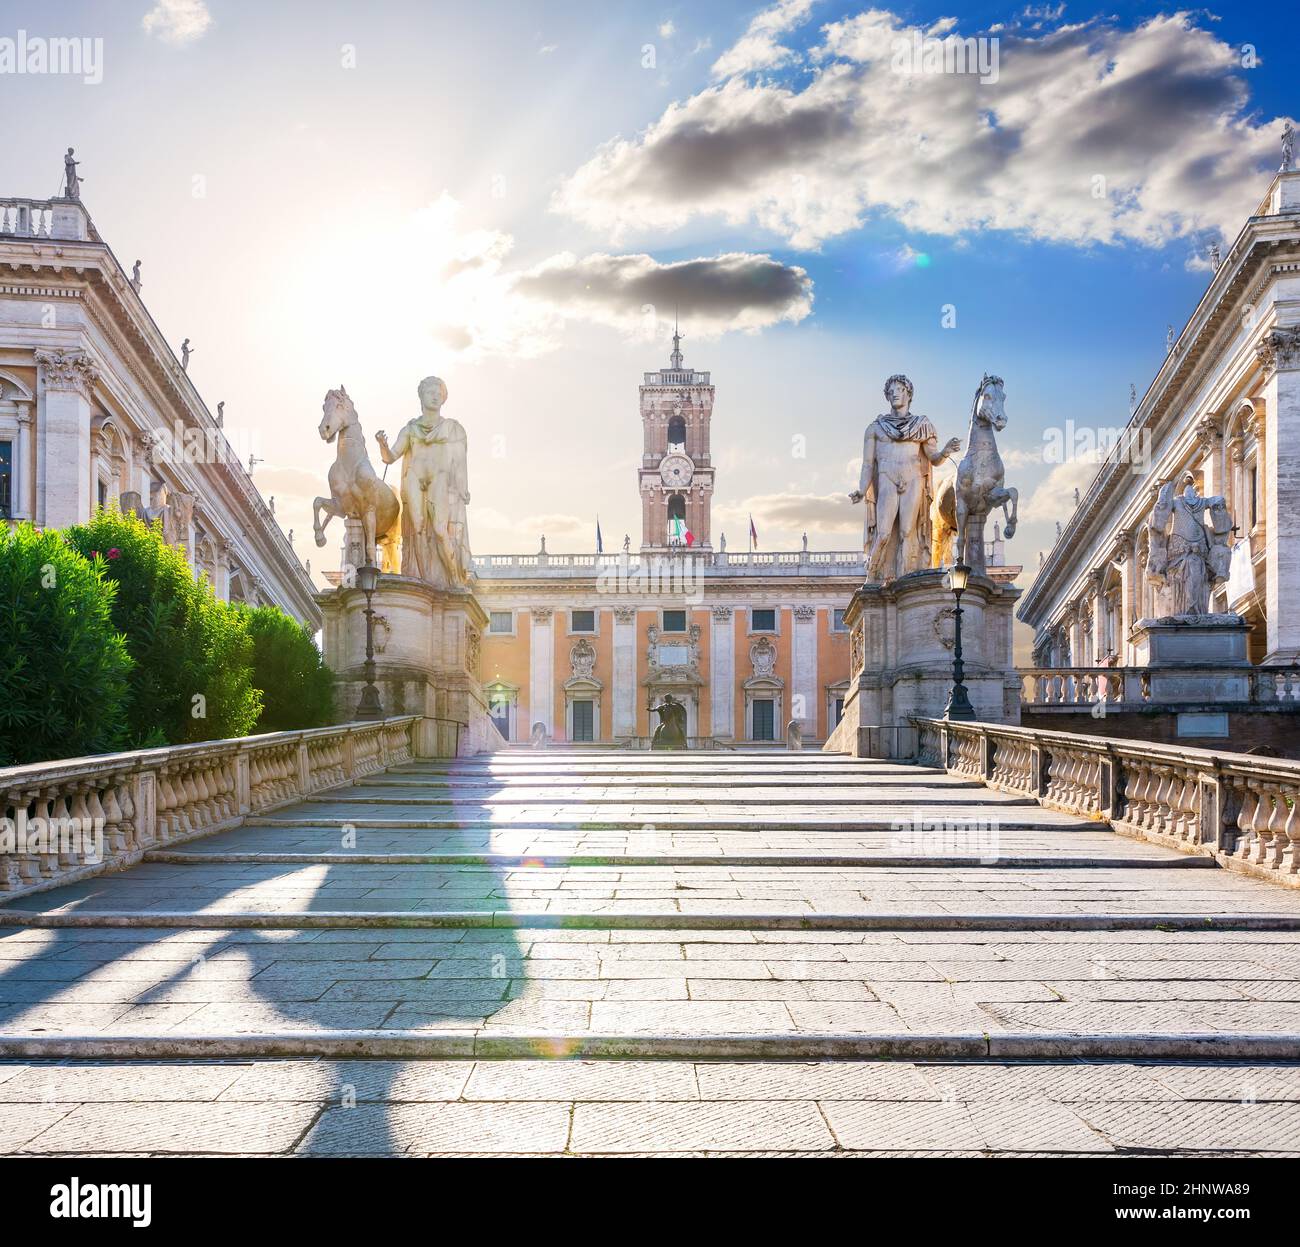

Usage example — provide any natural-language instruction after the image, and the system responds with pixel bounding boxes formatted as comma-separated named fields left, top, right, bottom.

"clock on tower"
left=637, top=326, right=715, bottom=551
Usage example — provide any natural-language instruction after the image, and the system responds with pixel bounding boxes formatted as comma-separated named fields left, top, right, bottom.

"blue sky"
left=1, top=0, right=1295, bottom=581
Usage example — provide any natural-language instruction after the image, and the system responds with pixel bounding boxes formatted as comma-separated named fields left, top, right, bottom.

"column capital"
left=35, top=348, right=100, bottom=398
left=1255, top=325, right=1300, bottom=376
left=710, top=605, right=733, bottom=621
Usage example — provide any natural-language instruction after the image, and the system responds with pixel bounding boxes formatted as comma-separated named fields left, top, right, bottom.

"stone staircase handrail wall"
left=0, top=716, right=422, bottom=900
left=912, top=716, right=1300, bottom=888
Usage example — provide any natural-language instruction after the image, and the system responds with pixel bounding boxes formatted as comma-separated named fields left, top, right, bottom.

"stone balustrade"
left=1020, top=665, right=1300, bottom=706
left=913, top=717, right=1300, bottom=887
left=0, top=716, right=421, bottom=901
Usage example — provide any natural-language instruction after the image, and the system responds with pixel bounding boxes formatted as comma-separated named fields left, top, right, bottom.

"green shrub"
left=0, top=522, right=133, bottom=764
left=65, top=510, right=261, bottom=747
left=241, top=604, right=335, bottom=732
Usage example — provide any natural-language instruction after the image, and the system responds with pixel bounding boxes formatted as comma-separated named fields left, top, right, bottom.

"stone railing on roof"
left=0, top=716, right=421, bottom=902
left=912, top=717, right=1300, bottom=889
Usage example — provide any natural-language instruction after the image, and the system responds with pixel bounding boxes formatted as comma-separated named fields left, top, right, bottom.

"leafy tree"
left=241, top=605, right=335, bottom=732
left=0, top=522, right=132, bottom=764
left=65, top=510, right=261, bottom=747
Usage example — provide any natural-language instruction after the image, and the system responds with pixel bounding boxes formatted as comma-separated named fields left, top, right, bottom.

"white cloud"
left=715, top=490, right=859, bottom=542
left=1020, top=460, right=1098, bottom=524
left=512, top=250, right=813, bottom=339
left=712, top=0, right=819, bottom=79
left=659, top=20, right=676, bottom=39
left=292, top=193, right=812, bottom=363
left=141, top=0, right=212, bottom=45
left=557, top=9, right=1289, bottom=252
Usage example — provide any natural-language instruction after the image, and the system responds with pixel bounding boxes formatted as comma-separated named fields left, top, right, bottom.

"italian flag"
left=670, top=515, right=694, bottom=546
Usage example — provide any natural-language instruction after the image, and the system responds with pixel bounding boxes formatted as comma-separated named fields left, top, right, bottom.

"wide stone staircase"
left=2, top=749, right=1299, bottom=1156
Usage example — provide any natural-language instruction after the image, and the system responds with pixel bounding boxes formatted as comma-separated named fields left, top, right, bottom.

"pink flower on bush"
left=108, top=548, right=121, bottom=559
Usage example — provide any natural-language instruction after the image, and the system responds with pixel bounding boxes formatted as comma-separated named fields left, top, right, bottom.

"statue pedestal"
left=318, top=574, right=498, bottom=756
left=825, top=568, right=1022, bottom=759
left=1129, top=614, right=1252, bottom=701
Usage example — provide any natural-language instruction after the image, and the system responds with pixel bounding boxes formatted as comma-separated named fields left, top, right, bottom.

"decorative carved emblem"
left=793, top=604, right=816, bottom=620
left=711, top=605, right=733, bottom=621
left=570, top=637, right=597, bottom=678
left=613, top=606, right=637, bottom=623
left=933, top=606, right=958, bottom=650
left=532, top=607, right=553, bottom=623
left=373, top=614, right=391, bottom=655
left=749, top=635, right=777, bottom=677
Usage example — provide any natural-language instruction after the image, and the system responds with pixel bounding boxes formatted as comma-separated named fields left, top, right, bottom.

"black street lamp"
left=944, top=562, right=976, bottom=721
left=355, top=562, right=383, bottom=721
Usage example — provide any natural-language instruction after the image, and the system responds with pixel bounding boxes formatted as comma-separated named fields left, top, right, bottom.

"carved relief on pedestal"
left=933, top=606, right=957, bottom=650
left=465, top=627, right=480, bottom=676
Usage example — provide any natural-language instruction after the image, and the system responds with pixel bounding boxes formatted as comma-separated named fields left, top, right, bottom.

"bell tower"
left=638, top=323, right=715, bottom=550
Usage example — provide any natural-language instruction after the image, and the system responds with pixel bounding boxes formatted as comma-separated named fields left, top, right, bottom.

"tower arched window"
left=667, top=415, right=686, bottom=452
left=666, top=492, right=686, bottom=544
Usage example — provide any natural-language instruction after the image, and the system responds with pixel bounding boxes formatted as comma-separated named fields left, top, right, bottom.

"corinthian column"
left=1256, top=326, right=1300, bottom=662
left=35, top=348, right=100, bottom=528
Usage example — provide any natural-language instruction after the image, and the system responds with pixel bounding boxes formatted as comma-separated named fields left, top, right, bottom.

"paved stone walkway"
left=2, top=750, right=1299, bottom=1155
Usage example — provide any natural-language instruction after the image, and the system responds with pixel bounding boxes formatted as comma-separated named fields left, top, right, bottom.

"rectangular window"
left=832, top=609, right=847, bottom=632
left=752, top=699, right=775, bottom=741
left=833, top=697, right=845, bottom=727
left=97, top=479, right=108, bottom=510
left=1249, top=466, right=1258, bottom=528
left=572, top=699, right=594, bottom=742
left=751, top=608, right=776, bottom=632
left=571, top=609, right=596, bottom=633
left=0, top=441, right=11, bottom=519
left=488, top=610, right=513, bottom=634
left=661, top=609, right=686, bottom=632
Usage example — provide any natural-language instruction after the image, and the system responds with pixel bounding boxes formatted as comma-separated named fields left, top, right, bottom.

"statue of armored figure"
left=849, top=374, right=961, bottom=581
left=1146, top=473, right=1234, bottom=618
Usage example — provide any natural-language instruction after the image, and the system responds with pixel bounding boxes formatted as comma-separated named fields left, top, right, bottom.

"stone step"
left=247, top=814, right=1071, bottom=831
left=142, top=850, right=1216, bottom=870
left=4, top=1031, right=1299, bottom=1061
left=5, top=1056, right=1299, bottom=1156
left=5, top=910, right=1300, bottom=930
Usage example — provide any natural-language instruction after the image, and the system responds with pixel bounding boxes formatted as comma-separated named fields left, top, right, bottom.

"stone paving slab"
left=9, top=863, right=1295, bottom=919
left=3, top=1058, right=1297, bottom=1155
left=3, top=926, right=1299, bottom=1040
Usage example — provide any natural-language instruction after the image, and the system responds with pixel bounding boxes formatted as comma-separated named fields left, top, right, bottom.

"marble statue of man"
left=376, top=376, right=472, bottom=589
left=849, top=374, right=961, bottom=581
left=1146, top=473, right=1233, bottom=617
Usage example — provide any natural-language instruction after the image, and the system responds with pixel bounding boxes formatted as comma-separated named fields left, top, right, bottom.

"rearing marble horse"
left=313, top=386, right=400, bottom=571
left=931, top=374, right=1017, bottom=574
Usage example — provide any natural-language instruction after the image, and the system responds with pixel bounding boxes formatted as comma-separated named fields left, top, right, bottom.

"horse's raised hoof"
left=314, top=532, right=327, bottom=547
left=1004, top=521, right=1017, bottom=538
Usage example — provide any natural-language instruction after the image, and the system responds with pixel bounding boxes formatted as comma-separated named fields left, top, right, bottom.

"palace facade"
left=0, top=183, right=318, bottom=625
left=472, top=335, right=1011, bottom=746
left=1019, top=167, right=1300, bottom=677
